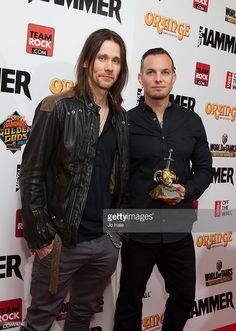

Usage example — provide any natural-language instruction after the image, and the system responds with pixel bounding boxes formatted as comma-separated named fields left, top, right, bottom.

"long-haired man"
left=19, top=28, right=129, bottom=331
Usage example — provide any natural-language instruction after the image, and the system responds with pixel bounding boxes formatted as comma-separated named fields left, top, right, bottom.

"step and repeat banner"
left=0, top=0, right=236, bottom=330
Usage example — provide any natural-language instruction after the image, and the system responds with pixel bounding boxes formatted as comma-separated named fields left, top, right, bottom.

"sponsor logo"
left=205, top=260, right=233, bottom=286
left=211, top=167, right=234, bottom=185
left=28, top=0, right=121, bottom=23
left=169, top=93, right=196, bottom=111
left=194, top=62, right=210, bottom=86
left=15, top=210, right=23, bottom=238
left=16, top=165, right=21, bottom=192
left=26, top=23, right=55, bottom=57
left=196, top=232, right=232, bottom=249
left=215, top=200, right=232, bottom=217
left=0, top=299, right=22, bottom=330
left=0, top=68, right=31, bottom=100
left=198, top=26, right=236, bottom=54
left=142, top=312, right=164, bottom=331
left=49, top=78, right=74, bottom=94
left=210, top=134, right=236, bottom=157
left=225, top=7, right=236, bottom=25
left=190, top=292, right=234, bottom=318
left=0, top=112, right=31, bottom=154
left=193, top=0, right=209, bottom=12
left=205, top=103, right=236, bottom=122
left=0, top=255, right=22, bottom=280
left=225, top=71, right=236, bottom=90
left=144, top=11, right=190, bottom=41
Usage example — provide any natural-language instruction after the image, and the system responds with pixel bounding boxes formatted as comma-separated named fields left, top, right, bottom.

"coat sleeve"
left=19, top=97, right=60, bottom=250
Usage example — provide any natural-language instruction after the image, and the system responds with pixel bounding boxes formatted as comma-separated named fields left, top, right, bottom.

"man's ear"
left=172, top=72, right=176, bottom=86
left=138, top=73, right=143, bottom=86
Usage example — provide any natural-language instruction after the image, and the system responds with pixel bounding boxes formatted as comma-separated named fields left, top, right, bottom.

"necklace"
left=99, top=105, right=109, bottom=135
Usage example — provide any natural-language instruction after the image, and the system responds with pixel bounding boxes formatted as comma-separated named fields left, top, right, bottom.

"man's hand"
left=166, top=183, right=185, bottom=205
left=36, top=241, right=54, bottom=259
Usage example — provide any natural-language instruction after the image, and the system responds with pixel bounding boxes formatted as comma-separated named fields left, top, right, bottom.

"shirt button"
left=59, top=219, right=64, bottom=223
left=153, top=118, right=156, bottom=121
left=162, top=136, right=165, bottom=140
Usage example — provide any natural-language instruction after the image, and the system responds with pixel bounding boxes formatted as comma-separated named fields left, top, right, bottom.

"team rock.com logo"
left=26, top=23, right=55, bottom=57
left=193, top=0, right=209, bottom=12
left=0, top=299, right=22, bottom=330
left=194, top=62, right=210, bottom=86
left=15, top=210, right=23, bottom=238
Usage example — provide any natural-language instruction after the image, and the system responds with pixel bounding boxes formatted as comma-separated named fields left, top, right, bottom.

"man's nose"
left=154, top=72, right=162, bottom=81
left=105, top=60, right=113, bottom=71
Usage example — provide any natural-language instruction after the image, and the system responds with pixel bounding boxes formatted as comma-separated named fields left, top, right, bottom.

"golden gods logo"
left=196, top=232, right=233, bottom=250
left=144, top=11, right=190, bottom=41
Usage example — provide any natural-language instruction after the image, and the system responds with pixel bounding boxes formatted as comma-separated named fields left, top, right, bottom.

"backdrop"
left=0, top=1, right=236, bottom=330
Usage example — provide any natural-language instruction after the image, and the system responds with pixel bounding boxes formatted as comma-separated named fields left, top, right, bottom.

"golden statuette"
left=150, top=148, right=182, bottom=201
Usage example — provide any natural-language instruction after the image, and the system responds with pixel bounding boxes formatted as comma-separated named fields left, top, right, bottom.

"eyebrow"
left=145, top=67, right=171, bottom=71
left=97, top=53, right=121, bottom=60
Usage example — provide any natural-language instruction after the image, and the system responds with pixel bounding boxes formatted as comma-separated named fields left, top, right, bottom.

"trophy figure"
left=150, top=148, right=182, bottom=201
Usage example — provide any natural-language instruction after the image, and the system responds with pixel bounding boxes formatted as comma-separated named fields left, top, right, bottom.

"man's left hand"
left=166, top=183, right=185, bottom=205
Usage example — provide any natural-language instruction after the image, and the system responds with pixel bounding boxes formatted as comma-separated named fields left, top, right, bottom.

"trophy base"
left=150, top=185, right=182, bottom=201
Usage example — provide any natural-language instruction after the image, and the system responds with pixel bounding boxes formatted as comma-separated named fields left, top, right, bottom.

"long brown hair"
left=73, top=29, right=128, bottom=105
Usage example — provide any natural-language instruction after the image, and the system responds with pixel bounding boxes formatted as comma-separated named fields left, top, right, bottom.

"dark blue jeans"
left=114, top=234, right=196, bottom=331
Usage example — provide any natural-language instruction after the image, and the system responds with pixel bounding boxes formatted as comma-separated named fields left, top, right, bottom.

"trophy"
left=149, top=148, right=182, bottom=201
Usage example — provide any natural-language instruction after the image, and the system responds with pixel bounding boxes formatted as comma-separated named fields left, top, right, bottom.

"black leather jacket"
left=19, top=90, right=129, bottom=249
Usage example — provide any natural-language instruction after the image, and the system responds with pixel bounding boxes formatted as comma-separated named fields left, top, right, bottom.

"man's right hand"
left=36, top=241, right=54, bottom=259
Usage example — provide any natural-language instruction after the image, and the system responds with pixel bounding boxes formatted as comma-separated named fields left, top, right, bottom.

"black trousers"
left=113, top=234, right=196, bottom=331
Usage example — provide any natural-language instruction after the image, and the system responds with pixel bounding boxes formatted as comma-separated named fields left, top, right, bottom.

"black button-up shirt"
left=127, top=100, right=212, bottom=243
